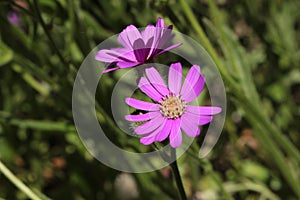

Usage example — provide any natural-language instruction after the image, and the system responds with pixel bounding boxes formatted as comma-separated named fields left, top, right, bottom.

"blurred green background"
left=1, top=0, right=300, bottom=199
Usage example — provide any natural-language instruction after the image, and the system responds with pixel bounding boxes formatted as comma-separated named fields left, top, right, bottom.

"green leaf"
left=0, top=42, right=13, bottom=67
left=9, top=119, right=75, bottom=132
left=241, top=161, right=269, bottom=182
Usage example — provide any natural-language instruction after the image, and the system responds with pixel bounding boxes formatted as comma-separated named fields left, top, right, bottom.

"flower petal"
left=199, top=115, right=213, bottom=126
left=140, top=118, right=167, bottom=145
left=169, top=118, right=182, bottom=148
left=181, top=65, right=201, bottom=93
left=135, top=112, right=164, bottom=135
left=133, top=38, right=150, bottom=62
left=147, top=18, right=170, bottom=57
left=110, top=48, right=136, bottom=62
left=149, top=23, right=164, bottom=56
left=189, top=75, right=205, bottom=102
left=118, top=61, right=139, bottom=69
left=95, top=49, right=119, bottom=63
left=186, top=106, right=222, bottom=116
left=140, top=134, right=156, bottom=145
left=156, top=17, right=165, bottom=28
left=156, top=43, right=182, bottom=56
left=145, top=37, right=154, bottom=60
left=183, top=112, right=213, bottom=126
left=155, top=119, right=173, bottom=142
left=181, top=65, right=205, bottom=103
left=102, top=67, right=120, bottom=73
left=168, top=62, right=182, bottom=94
left=125, top=112, right=154, bottom=122
left=125, top=25, right=142, bottom=48
left=141, top=25, right=155, bottom=44
left=96, top=48, right=136, bottom=63
left=138, top=77, right=163, bottom=102
left=118, top=29, right=132, bottom=49
left=180, top=113, right=201, bottom=137
left=125, top=97, right=159, bottom=111
left=145, top=67, right=169, bottom=95
left=157, top=28, right=173, bottom=50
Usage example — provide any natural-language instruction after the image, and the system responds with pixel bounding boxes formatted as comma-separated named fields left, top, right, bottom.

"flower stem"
left=0, top=160, right=42, bottom=200
left=32, top=0, right=68, bottom=67
left=170, top=148, right=187, bottom=200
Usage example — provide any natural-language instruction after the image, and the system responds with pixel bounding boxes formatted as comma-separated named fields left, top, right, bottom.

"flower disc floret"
left=160, top=94, right=186, bottom=119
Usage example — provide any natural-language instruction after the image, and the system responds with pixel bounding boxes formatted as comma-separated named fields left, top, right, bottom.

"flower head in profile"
left=125, top=63, right=222, bottom=148
left=95, top=18, right=181, bottom=73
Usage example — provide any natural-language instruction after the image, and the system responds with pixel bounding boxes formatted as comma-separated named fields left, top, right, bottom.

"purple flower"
left=7, top=12, right=20, bottom=26
left=125, top=63, right=222, bottom=148
left=95, top=18, right=182, bottom=73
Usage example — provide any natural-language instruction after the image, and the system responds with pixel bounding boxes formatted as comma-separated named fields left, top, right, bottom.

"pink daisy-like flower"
left=95, top=18, right=181, bottom=73
left=125, top=62, right=222, bottom=148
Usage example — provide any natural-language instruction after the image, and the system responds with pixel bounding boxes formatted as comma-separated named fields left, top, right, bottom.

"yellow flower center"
left=159, top=94, right=186, bottom=119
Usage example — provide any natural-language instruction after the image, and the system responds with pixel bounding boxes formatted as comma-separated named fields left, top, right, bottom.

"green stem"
left=170, top=148, right=187, bottom=200
left=208, top=169, right=234, bottom=200
left=225, top=181, right=280, bottom=200
left=186, top=150, right=233, bottom=200
left=32, top=0, right=68, bottom=66
left=0, top=160, right=41, bottom=200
